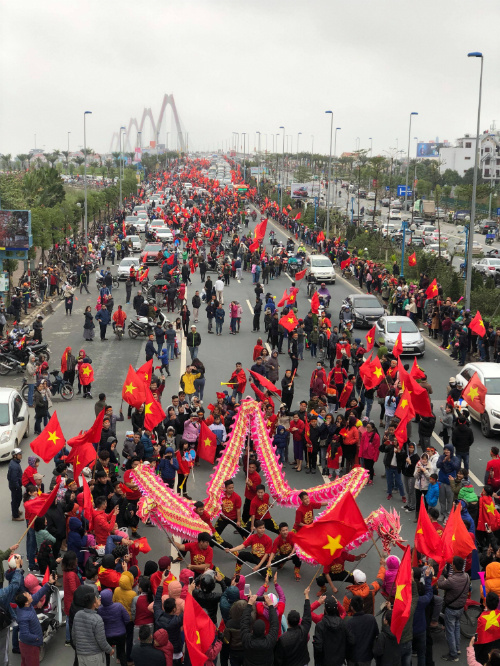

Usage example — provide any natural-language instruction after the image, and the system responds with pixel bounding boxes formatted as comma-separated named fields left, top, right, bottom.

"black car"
left=346, top=293, right=386, bottom=328
left=478, top=220, right=498, bottom=235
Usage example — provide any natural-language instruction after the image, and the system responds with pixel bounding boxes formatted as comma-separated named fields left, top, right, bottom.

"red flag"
left=410, top=357, right=426, bottom=380
left=248, top=369, right=282, bottom=396
left=137, top=359, right=153, bottom=385
left=25, top=480, right=61, bottom=520
left=340, top=258, right=351, bottom=270
left=394, top=388, right=415, bottom=421
left=470, top=311, right=486, bottom=337
left=359, top=355, right=385, bottom=390
left=122, top=365, right=147, bottom=408
left=67, top=409, right=105, bottom=450
left=30, top=412, right=66, bottom=463
left=462, top=372, right=487, bottom=414
left=42, top=567, right=50, bottom=585
left=184, top=593, right=217, bottom=666
left=398, top=360, right=433, bottom=418
left=441, top=504, right=476, bottom=562
left=317, top=231, right=325, bottom=242
left=143, top=388, right=166, bottom=430
left=250, top=384, right=275, bottom=412
left=279, top=312, right=298, bottom=332
left=66, top=439, right=97, bottom=482
left=392, top=328, right=403, bottom=358
left=394, top=414, right=410, bottom=448
left=310, top=291, right=320, bottom=314
left=277, top=290, right=289, bottom=308
left=282, top=207, right=288, bottom=215
left=477, top=608, right=500, bottom=645
left=295, top=268, right=306, bottom=281
left=133, top=536, right=152, bottom=554
left=339, top=382, right=355, bottom=409
left=408, top=252, right=417, bottom=267
left=82, top=476, right=94, bottom=531
left=189, top=258, right=195, bottom=274
left=294, top=213, right=302, bottom=221
left=139, top=268, right=149, bottom=283
left=477, top=495, right=500, bottom=531
left=414, top=497, right=444, bottom=562
left=365, top=325, right=376, bottom=352
left=390, top=546, right=413, bottom=642
left=293, top=493, right=368, bottom=566
left=287, top=204, right=292, bottom=211
left=249, top=239, right=259, bottom=253
left=166, top=253, right=176, bottom=265
left=425, top=278, right=438, bottom=299
left=198, top=421, right=217, bottom=464
left=254, top=218, right=268, bottom=240
left=78, top=362, right=94, bottom=385
left=191, top=239, right=197, bottom=251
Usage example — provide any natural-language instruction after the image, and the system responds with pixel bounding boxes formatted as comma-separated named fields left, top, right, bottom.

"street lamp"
left=465, top=52, right=484, bottom=310
left=334, top=127, right=341, bottom=203
left=119, top=125, right=126, bottom=208
left=369, top=137, right=373, bottom=156
left=83, top=111, right=92, bottom=245
left=297, top=131, right=302, bottom=166
left=401, top=112, right=418, bottom=276
left=325, top=111, right=333, bottom=238
left=242, top=132, right=246, bottom=181
left=67, top=131, right=71, bottom=173
left=279, top=126, right=285, bottom=212
left=356, top=137, right=360, bottom=152
left=165, top=131, right=170, bottom=168
left=137, top=131, right=142, bottom=150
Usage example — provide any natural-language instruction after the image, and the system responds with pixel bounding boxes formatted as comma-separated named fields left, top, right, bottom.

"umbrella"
left=152, top=279, right=169, bottom=286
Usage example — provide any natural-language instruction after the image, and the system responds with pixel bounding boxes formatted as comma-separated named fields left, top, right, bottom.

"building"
left=439, top=124, right=500, bottom=183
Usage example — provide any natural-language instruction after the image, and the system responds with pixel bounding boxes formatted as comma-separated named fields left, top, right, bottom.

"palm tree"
left=105, top=159, right=113, bottom=175
left=61, top=150, right=70, bottom=172
left=111, top=152, right=121, bottom=168
left=73, top=156, right=85, bottom=175
left=45, top=153, right=58, bottom=169
left=16, top=154, right=29, bottom=170
left=1, top=154, right=12, bottom=170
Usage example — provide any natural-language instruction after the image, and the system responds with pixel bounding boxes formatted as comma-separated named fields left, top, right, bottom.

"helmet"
left=12, top=448, right=22, bottom=456
left=200, top=574, right=215, bottom=593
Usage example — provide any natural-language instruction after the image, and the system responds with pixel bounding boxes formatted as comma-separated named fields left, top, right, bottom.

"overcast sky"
left=1, top=0, right=499, bottom=160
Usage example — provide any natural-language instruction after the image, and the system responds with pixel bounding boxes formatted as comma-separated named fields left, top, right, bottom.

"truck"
left=423, top=200, right=436, bottom=220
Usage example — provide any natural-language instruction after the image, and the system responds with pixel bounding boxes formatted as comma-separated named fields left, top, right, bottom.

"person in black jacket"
left=153, top=577, right=184, bottom=657
left=240, top=595, right=279, bottom=666
left=192, top=572, right=227, bottom=625
left=313, top=596, right=353, bottom=666
left=145, top=334, right=157, bottom=362
left=253, top=298, right=262, bottom=332
left=8, top=450, right=23, bottom=520
left=344, top=594, right=379, bottom=666
left=451, top=416, right=474, bottom=479
left=130, top=625, right=165, bottom=666
left=275, top=587, right=312, bottom=666
left=418, top=412, right=436, bottom=451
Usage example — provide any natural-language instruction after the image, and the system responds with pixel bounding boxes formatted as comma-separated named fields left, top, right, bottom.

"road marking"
left=285, top=273, right=293, bottom=282
left=431, top=431, right=483, bottom=487
left=246, top=299, right=254, bottom=315
left=265, top=343, right=271, bottom=353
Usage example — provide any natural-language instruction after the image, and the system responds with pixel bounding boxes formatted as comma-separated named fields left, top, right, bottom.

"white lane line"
left=246, top=299, right=254, bottom=315
left=265, top=343, right=271, bottom=353
left=285, top=273, right=293, bottom=282
left=431, top=430, right=483, bottom=487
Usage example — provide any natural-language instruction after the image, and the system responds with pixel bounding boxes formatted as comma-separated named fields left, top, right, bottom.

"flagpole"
left=17, top=516, right=38, bottom=546
left=307, top=564, right=323, bottom=589
left=370, top=533, right=384, bottom=558
left=244, top=553, right=294, bottom=578
left=211, top=539, right=256, bottom=572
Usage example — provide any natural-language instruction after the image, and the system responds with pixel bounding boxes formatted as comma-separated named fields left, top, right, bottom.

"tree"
left=294, top=166, right=312, bottom=182
left=442, top=169, right=461, bottom=186
left=22, top=166, right=65, bottom=208
left=367, top=156, right=388, bottom=225
left=16, top=154, right=29, bottom=171
left=44, top=153, right=58, bottom=169
left=1, top=154, right=12, bottom=170
left=61, top=151, right=70, bottom=172
left=111, top=152, right=121, bottom=167
left=0, top=173, right=26, bottom=209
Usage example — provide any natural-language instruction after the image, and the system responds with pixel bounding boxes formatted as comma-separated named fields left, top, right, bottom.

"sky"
left=1, top=0, right=499, bottom=160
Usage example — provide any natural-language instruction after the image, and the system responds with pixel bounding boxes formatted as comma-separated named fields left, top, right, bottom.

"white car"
left=427, top=232, right=448, bottom=244
left=454, top=241, right=483, bottom=256
left=366, top=192, right=376, bottom=201
left=155, top=227, right=174, bottom=242
left=389, top=210, right=402, bottom=221
left=473, top=257, right=500, bottom=276
left=422, top=244, right=451, bottom=262
left=117, top=257, right=140, bottom=280
left=455, top=363, right=500, bottom=437
left=125, top=235, right=141, bottom=252
left=0, top=388, right=29, bottom=460
left=375, top=315, right=425, bottom=356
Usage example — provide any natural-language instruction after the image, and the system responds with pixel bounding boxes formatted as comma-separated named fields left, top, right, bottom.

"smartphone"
left=244, top=583, right=250, bottom=596
left=474, top=633, right=478, bottom=642
left=189, top=576, right=194, bottom=585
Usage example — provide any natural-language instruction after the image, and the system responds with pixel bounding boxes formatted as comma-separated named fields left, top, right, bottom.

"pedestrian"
left=187, top=325, right=201, bottom=361
left=215, top=303, right=225, bottom=336
left=130, top=625, right=166, bottom=666
left=64, top=285, right=75, bottom=315
left=97, top=588, right=130, bottom=666
left=15, top=571, right=55, bottom=665
left=145, top=334, right=157, bottom=362
left=240, top=594, right=279, bottom=666
left=80, top=271, right=90, bottom=294
left=313, top=596, right=352, bottom=666
left=451, top=415, right=474, bottom=478
left=402, top=442, right=419, bottom=514
left=34, top=382, right=49, bottom=435
left=274, top=586, right=312, bottom=666
left=24, top=353, right=37, bottom=408
left=192, top=290, right=201, bottom=322
left=438, top=556, right=470, bottom=662
left=83, top=305, right=95, bottom=342
left=253, top=298, right=262, bottom=332
left=73, top=590, right=115, bottom=665
left=215, top=276, right=225, bottom=304
left=32, top=315, right=43, bottom=342
left=180, top=304, right=191, bottom=336
left=437, top=445, right=459, bottom=522
left=8, top=449, right=23, bottom=521
left=125, top=278, right=132, bottom=304
left=95, top=306, right=111, bottom=341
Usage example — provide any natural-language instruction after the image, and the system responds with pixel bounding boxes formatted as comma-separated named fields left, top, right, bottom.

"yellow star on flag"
left=452, top=534, right=456, bottom=541
left=82, top=366, right=91, bottom=376
left=395, top=584, right=406, bottom=602
left=486, top=502, right=496, bottom=514
left=47, top=431, right=60, bottom=445
left=145, top=402, right=153, bottom=415
left=76, top=455, right=80, bottom=466
left=144, top=373, right=149, bottom=381
left=400, top=398, right=408, bottom=409
left=467, top=387, right=479, bottom=401
left=417, top=528, right=423, bottom=534
left=373, top=367, right=383, bottom=378
left=124, top=383, right=137, bottom=394
left=322, top=534, right=343, bottom=557
left=204, top=437, right=212, bottom=447
left=484, top=610, right=500, bottom=631
left=195, top=630, right=201, bottom=644
left=287, top=317, right=295, bottom=324
left=367, top=336, right=372, bottom=343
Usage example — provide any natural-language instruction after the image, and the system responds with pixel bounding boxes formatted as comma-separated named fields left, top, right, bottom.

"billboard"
left=417, top=142, right=440, bottom=158
left=290, top=183, right=312, bottom=199
left=250, top=167, right=268, bottom=175
left=0, top=210, right=31, bottom=250
left=134, top=147, right=142, bottom=163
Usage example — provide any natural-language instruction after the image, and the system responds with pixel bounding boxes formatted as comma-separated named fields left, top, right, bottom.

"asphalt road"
left=0, top=214, right=492, bottom=664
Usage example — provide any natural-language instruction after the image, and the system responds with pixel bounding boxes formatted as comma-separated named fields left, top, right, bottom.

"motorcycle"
left=96, top=274, right=119, bottom=289
left=128, top=316, right=155, bottom=338
left=114, top=324, right=124, bottom=340
left=32, top=578, right=64, bottom=662
left=485, top=234, right=495, bottom=246
left=21, top=371, right=74, bottom=401
left=0, top=353, right=25, bottom=375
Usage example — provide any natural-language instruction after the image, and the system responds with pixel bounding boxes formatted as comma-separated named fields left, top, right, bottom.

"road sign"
left=385, top=186, right=390, bottom=191
left=496, top=207, right=500, bottom=216
left=397, top=185, right=412, bottom=197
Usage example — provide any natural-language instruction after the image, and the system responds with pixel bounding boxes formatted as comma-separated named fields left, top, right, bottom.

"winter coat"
left=7, top=457, right=22, bottom=490
left=313, top=613, right=352, bottom=666
left=426, top=482, right=440, bottom=507
left=187, top=331, right=201, bottom=348
left=153, top=584, right=184, bottom=653
left=265, top=355, right=279, bottom=383
left=17, top=583, right=51, bottom=646
left=220, top=585, right=241, bottom=622
left=418, top=415, right=436, bottom=438
left=240, top=603, right=279, bottom=666
left=193, top=579, right=227, bottom=624
left=437, top=445, right=460, bottom=484
left=130, top=641, right=168, bottom=666
left=359, top=431, right=380, bottom=461
left=345, top=611, right=379, bottom=664
left=95, top=308, right=111, bottom=325
left=273, top=425, right=288, bottom=450
left=413, top=575, right=433, bottom=635
left=275, top=599, right=312, bottom=666
left=67, top=517, right=84, bottom=563
left=112, top=571, right=136, bottom=615
left=438, top=569, right=470, bottom=609
left=153, top=628, right=174, bottom=666
left=343, top=564, right=386, bottom=615
left=98, top=588, right=130, bottom=637
left=382, top=555, right=401, bottom=598
left=373, top=620, right=401, bottom=666
left=452, top=422, right=474, bottom=453
left=223, top=600, right=249, bottom=653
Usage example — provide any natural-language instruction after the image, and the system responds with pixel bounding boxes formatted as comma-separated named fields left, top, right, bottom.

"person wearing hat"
left=240, top=593, right=279, bottom=665
left=313, top=593, right=351, bottom=666
left=186, top=325, right=201, bottom=361
left=342, top=556, right=387, bottom=616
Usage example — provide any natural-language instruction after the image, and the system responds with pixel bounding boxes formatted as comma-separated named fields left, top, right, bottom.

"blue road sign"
left=397, top=185, right=412, bottom=197
left=496, top=207, right=500, bottom=216
left=385, top=186, right=390, bottom=191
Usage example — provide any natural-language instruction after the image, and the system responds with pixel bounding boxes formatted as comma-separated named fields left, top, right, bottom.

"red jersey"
left=221, top=491, right=242, bottom=521
left=198, top=510, right=214, bottom=533
left=250, top=493, right=271, bottom=520
left=486, top=458, right=500, bottom=489
left=184, top=542, right=213, bottom=567
left=123, top=469, right=141, bottom=500
left=150, top=570, right=176, bottom=595
left=243, top=534, right=273, bottom=558
left=431, top=521, right=444, bottom=538
left=272, top=532, right=296, bottom=557
left=293, top=501, right=321, bottom=531
left=322, top=548, right=357, bottom=575
left=244, top=470, right=262, bottom=500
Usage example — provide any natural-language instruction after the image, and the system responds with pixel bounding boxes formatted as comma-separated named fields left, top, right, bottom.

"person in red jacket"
left=92, top=497, right=128, bottom=554
left=242, top=461, right=261, bottom=525
left=228, top=362, right=246, bottom=402
left=112, top=304, right=127, bottom=330
left=175, top=440, right=193, bottom=499
left=62, top=551, right=81, bottom=644
left=310, top=363, right=327, bottom=397
left=98, top=553, right=123, bottom=590
left=22, top=456, right=40, bottom=487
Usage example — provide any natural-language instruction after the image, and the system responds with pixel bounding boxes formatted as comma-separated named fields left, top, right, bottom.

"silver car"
left=375, top=316, right=425, bottom=357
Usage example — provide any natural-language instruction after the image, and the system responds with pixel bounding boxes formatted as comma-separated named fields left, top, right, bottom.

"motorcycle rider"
left=317, top=283, right=331, bottom=307
left=112, top=305, right=127, bottom=335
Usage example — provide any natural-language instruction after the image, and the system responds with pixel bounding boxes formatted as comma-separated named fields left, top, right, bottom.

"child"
left=326, top=439, right=342, bottom=480
left=157, top=348, right=171, bottom=377
left=426, top=473, right=440, bottom=509
left=381, top=555, right=400, bottom=603
left=439, top=404, right=454, bottom=445
left=273, top=425, right=288, bottom=464
left=22, top=456, right=40, bottom=487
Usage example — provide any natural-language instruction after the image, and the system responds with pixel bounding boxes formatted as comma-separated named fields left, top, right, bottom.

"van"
left=307, top=255, right=336, bottom=284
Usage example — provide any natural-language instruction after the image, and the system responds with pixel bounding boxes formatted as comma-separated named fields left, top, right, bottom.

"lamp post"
left=119, top=125, right=125, bottom=208
left=242, top=132, right=246, bottom=181
left=356, top=137, right=360, bottom=152
left=67, top=131, right=71, bottom=174
left=297, top=131, right=302, bottom=166
left=256, top=131, right=261, bottom=189
left=165, top=131, right=170, bottom=168
left=83, top=111, right=92, bottom=245
left=369, top=137, right=373, bottom=156
left=465, top=52, right=484, bottom=310
left=279, top=126, right=285, bottom=213
left=334, top=127, right=341, bottom=204
left=325, top=111, right=333, bottom=238
left=404, top=113, right=418, bottom=216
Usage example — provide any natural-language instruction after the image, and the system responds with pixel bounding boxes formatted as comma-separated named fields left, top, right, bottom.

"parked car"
left=410, top=217, right=425, bottom=228
left=0, top=388, right=29, bottom=459
left=140, top=242, right=163, bottom=264
left=381, top=198, right=390, bottom=207
left=454, top=241, right=483, bottom=256
left=345, top=294, right=385, bottom=328
left=375, top=316, right=425, bottom=356
left=117, top=257, right=140, bottom=279
left=476, top=220, right=499, bottom=235
left=472, top=257, right=500, bottom=278
left=293, top=187, right=308, bottom=198
left=422, top=244, right=451, bottom=262
left=366, top=192, right=376, bottom=201
left=455, top=363, right=500, bottom=437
